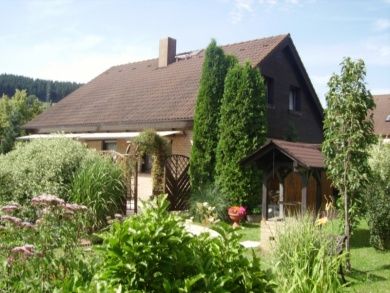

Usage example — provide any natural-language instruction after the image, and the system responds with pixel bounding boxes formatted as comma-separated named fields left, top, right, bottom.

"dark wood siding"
left=260, top=46, right=323, bottom=143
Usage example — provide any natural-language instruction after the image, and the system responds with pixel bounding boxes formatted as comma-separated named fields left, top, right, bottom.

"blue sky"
left=1, top=0, right=389, bottom=106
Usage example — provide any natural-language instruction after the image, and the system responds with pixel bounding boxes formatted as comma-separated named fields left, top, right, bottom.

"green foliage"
left=322, top=58, right=376, bottom=266
left=0, top=90, right=47, bottom=153
left=189, top=184, right=229, bottom=221
left=0, top=138, right=96, bottom=206
left=216, top=62, right=267, bottom=207
left=94, top=195, right=274, bottom=292
left=273, top=215, right=345, bottom=293
left=69, top=157, right=126, bottom=230
left=134, top=130, right=170, bottom=195
left=366, top=141, right=390, bottom=250
left=0, top=73, right=81, bottom=103
left=190, top=40, right=237, bottom=190
left=0, top=197, right=97, bottom=292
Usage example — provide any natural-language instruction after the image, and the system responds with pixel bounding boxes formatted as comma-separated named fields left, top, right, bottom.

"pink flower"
left=31, top=194, right=64, bottom=207
left=11, top=244, right=34, bottom=256
left=21, top=221, right=35, bottom=229
left=64, top=203, right=87, bottom=212
left=228, top=206, right=247, bottom=217
left=1, top=204, right=20, bottom=214
left=0, top=215, right=22, bottom=225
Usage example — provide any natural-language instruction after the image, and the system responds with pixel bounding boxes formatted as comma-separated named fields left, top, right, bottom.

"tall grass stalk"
left=69, top=158, right=125, bottom=230
left=273, top=214, right=345, bottom=293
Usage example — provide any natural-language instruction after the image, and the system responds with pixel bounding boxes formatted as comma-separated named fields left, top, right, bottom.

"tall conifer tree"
left=190, top=40, right=234, bottom=189
left=216, top=62, right=267, bottom=207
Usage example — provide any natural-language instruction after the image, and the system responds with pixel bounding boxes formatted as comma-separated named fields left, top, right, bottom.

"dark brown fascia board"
left=241, top=139, right=308, bottom=168
left=284, top=36, right=324, bottom=117
left=26, top=119, right=194, bottom=134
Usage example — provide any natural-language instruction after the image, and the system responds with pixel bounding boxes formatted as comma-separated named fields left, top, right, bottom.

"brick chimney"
left=159, top=37, right=176, bottom=67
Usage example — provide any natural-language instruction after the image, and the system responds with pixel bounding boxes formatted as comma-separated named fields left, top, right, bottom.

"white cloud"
left=230, top=0, right=254, bottom=23
left=0, top=34, right=155, bottom=83
left=27, top=0, right=74, bottom=17
left=374, top=18, right=390, bottom=31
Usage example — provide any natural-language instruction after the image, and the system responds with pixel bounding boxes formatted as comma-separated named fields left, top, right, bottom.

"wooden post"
left=300, top=171, right=308, bottom=213
left=277, top=170, right=284, bottom=219
left=134, top=162, right=138, bottom=214
left=262, top=175, right=268, bottom=221
left=314, top=169, right=322, bottom=214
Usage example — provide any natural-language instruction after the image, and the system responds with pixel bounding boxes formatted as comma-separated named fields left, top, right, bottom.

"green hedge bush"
left=367, top=141, right=390, bottom=250
left=0, top=138, right=126, bottom=225
left=94, top=195, right=274, bottom=292
left=0, top=138, right=95, bottom=205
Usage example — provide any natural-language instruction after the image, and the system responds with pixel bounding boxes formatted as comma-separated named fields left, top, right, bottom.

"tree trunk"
left=344, top=186, right=351, bottom=271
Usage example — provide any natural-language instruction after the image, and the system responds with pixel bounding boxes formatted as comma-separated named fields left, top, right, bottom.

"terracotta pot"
left=228, top=212, right=244, bottom=227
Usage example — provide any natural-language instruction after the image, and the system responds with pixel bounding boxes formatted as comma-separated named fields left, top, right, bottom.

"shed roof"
left=243, top=139, right=324, bottom=169
left=25, top=35, right=289, bottom=132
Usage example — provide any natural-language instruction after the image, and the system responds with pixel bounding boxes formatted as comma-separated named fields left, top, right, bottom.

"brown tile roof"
left=373, top=94, right=390, bottom=136
left=243, top=139, right=324, bottom=168
left=25, top=34, right=288, bottom=132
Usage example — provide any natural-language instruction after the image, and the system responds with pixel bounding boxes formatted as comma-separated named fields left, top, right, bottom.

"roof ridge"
left=220, top=34, right=289, bottom=49
left=109, top=34, right=289, bottom=69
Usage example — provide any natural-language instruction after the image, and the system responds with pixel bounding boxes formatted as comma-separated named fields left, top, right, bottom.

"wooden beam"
left=262, top=175, right=268, bottom=221
left=300, top=171, right=309, bottom=213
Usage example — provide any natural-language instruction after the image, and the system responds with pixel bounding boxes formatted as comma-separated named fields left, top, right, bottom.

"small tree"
left=0, top=90, right=47, bottom=153
left=190, top=40, right=235, bottom=190
left=216, top=62, right=267, bottom=207
left=322, top=57, right=376, bottom=269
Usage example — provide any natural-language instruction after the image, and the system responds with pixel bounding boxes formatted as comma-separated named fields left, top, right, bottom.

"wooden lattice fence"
left=164, top=154, right=191, bottom=211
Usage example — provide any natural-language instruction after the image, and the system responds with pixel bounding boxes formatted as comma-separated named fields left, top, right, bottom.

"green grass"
left=237, top=222, right=260, bottom=241
left=237, top=219, right=390, bottom=293
left=345, top=221, right=390, bottom=293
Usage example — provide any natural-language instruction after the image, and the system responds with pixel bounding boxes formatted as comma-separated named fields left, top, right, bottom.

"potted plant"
left=247, top=207, right=262, bottom=223
left=227, top=206, right=246, bottom=227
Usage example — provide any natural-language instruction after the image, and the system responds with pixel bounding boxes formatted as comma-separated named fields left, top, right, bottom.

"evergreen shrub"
left=216, top=62, right=267, bottom=207
left=190, top=40, right=236, bottom=190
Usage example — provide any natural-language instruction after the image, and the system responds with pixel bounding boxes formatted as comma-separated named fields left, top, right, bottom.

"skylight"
left=386, top=115, right=390, bottom=122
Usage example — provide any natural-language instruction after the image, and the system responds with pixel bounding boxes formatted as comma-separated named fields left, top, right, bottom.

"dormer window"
left=288, top=87, right=301, bottom=112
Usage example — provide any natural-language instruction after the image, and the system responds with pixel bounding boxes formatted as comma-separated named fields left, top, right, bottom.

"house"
left=24, top=34, right=324, bottom=157
left=372, top=94, right=390, bottom=142
left=23, top=34, right=327, bottom=209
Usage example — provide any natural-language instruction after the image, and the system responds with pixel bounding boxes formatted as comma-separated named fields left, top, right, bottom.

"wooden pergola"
left=242, top=139, right=332, bottom=221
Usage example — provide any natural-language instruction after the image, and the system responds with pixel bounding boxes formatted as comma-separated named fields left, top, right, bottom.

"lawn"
left=237, top=219, right=390, bottom=293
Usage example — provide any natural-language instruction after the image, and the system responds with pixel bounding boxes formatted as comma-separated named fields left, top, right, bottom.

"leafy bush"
left=189, top=184, right=229, bottom=222
left=273, top=215, right=345, bottom=293
left=367, top=141, right=390, bottom=250
left=94, top=195, right=274, bottom=292
left=0, top=195, right=97, bottom=292
left=69, top=157, right=126, bottom=230
left=0, top=138, right=96, bottom=205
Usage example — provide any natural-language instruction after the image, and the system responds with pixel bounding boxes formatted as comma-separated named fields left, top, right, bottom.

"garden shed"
left=242, top=139, right=333, bottom=221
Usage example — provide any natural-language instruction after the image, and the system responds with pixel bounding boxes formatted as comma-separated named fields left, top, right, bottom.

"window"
left=386, top=114, right=390, bottom=122
left=288, top=87, right=301, bottom=112
left=103, top=140, right=117, bottom=151
left=264, top=76, right=274, bottom=105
